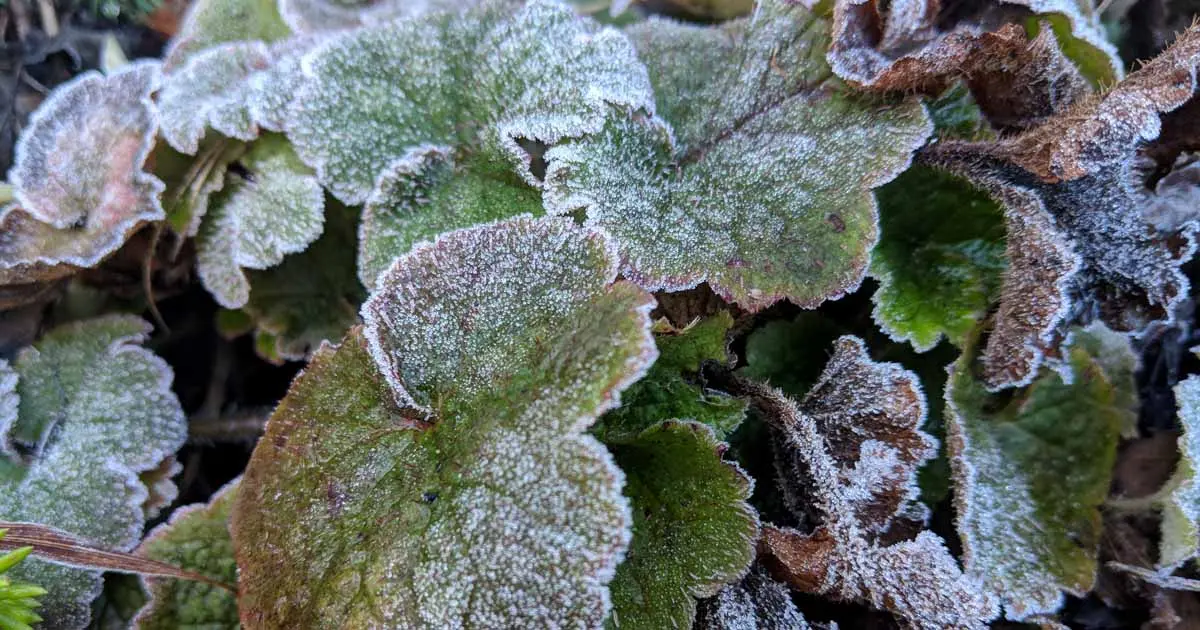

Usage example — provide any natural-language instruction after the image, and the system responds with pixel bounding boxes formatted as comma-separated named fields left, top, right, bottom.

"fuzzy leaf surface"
left=544, top=0, right=930, bottom=311
left=233, top=217, right=656, bottom=628
left=945, top=326, right=1134, bottom=619
left=195, top=134, right=325, bottom=309
left=1, top=63, right=163, bottom=285
left=1163, top=376, right=1200, bottom=570
left=134, top=479, right=239, bottom=629
left=162, top=0, right=290, bottom=69
left=605, top=420, right=757, bottom=629
left=0, top=317, right=187, bottom=629
left=694, top=567, right=807, bottom=630
left=286, top=0, right=653, bottom=205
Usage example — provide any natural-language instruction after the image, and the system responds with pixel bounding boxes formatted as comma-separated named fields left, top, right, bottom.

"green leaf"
left=1, top=62, right=163, bottom=286
left=869, top=165, right=1007, bottom=352
left=605, top=420, right=757, bottom=630
left=0, top=531, right=45, bottom=630
left=594, top=313, right=745, bottom=443
left=0, top=317, right=187, bottom=629
left=163, top=0, right=290, bottom=69
left=277, top=0, right=459, bottom=34
left=945, top=326, right=1134, bottom=619
left=286, top=0, right=653, bottom=206
left=195, top=134, right=325, bottom=309
left=544, top=0, right=930, bottom=311
left=240, top=198, right=365, bottom=363
left=233, top=216, right=657, bottom=627
left=739, top=313, right=846, bottom=399
left=1162, top=376, right=1200, bottom=570
left=133, top=479, right=240, bottom=629
left=157, top=42, right=274, bottom=154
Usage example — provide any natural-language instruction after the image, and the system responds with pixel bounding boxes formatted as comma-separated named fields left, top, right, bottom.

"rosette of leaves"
left=0, top=530, right=45, bottom=630
left=945, top=325, right=1137, bottom=619
left=543, top=0, right=931, bottom=311
left=737, top=337, right=998, bottom=629
left=133, top=479, right=240, bottom=629
left=0, top=62, right=163, bottom=290
left=0, top=317, right=188, bottom=629
left=919, top=26, right=1200, bottom=390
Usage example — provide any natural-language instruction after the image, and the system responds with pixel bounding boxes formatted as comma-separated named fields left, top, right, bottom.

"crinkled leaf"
left=594, top=312, right=745, bottom=443
left=157, top=42, right=273, bottom=155
left=605, top=420, right=757, bottom=629
left=162, top=0, right=290, bottom=69
left=870, top=165, right=1007, bottom=352
left=195, top=134, right=325, bottom=309
left=544, top=0, right=930, bottom=311
left=134, top=479, right=239, bottom=629
left=1162, top=376, right=1200, bottom=570
left=240, top=198, right=364, bottom=363
left=694, top=567, right=808, bottom=630
left=278, top=0, right=463, bottom=34
left=921, top=26, right=1200, bottom=389
left=1, top=62, right=164, bottom=285
left=287, top=0, right=653, bottom=205
left=0, top=317, right=187, bottom=629
left=740, top=337, right=998, bottom=628
left=233, top=216, right=656, bottom=627
left=945, top=326, right=1134, bottom=619
left=0, top=361, right=17, bottom=462
left=828, top=0, right=1119, bottom=129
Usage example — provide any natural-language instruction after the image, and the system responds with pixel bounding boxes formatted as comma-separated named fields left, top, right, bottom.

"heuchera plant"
left=2, top=0, right=1200, bottom=627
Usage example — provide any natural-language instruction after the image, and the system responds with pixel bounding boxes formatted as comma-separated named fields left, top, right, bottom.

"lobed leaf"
left=694, top=567, right=808, bottom=630
left=134, top=479, right=240, bottom=629
left=1162, top=376, right=1200, bottom=570
left=869, top=165, right=1007, bottom=352
left=945, top=326, right=1134, bottom=619
left=0, top=317, right=187, bottom=629
left=1, top=62, right=164, bottom=286
left=605, top=420, right=757, bottom=629
left=162, top=0, right=290, bottom=70
left=233, top=216, right=656, bottom=627
left=740, top=337, right=998, bottom=628
left=544, top=0, right=931, bottom=311
left=194, top=134, right=325, bottom=309
left=922, top=26, right=1200, bottom=389
left=286, top=0, right=653, bottom=205
left=157, top=42, right=274, bottom=154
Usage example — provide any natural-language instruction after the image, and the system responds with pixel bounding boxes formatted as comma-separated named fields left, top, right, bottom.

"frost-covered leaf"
left=278, top=0, right=462, bottom=34
left=1, top=62, right=163, bottom=286
left=134, top=479, right=239, bottom=629
left=0, top=361, right=17, bottom=462
left=287, top=0, right=653, bottom=206
left=0, top=317, right=187, bottom=629
left=157, top=42, right=273, bottom=154
left=828, top=0, right=1120, bottom=129
left=195, top=134, right=325, bottom=309
left=155, top=139, right=245, bottom=238
left=945, top=326, right=1134, bottom=619
left=870, top=165, right=1007, bottom=352
left=594, top=312, right=745, bottom=443
left=740, top=337, right=998, bottom=629
left=233, top=216, right=656, bottom=627
left=605, top=420, right=757, bottom=629
left=1162, top=376, right=1200, bottom=570
left=239, top=198, right=364, bottom=363
left=162, top=0, right=290, bottom=69
left=544, top=0, right=930, bottom=311
left=695, top=566, right=808, bottom=630
left=921, top=26, right=1200, bottom=389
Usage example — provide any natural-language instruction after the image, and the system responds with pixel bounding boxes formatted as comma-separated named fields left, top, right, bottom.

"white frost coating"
left=0, top=316, right=187, bottom=630
left=543, top=0, right=931, bottom=311
left=1003, top=0, right=1124, bottom=80
left=195, top=136, right=325, bottom=309
left=247, top=34, right=326, bottom=132
left=285, top=0, right=654, bottom=204
left=695, top=568, right=809, bottom=630
left=157, top=41, right=272, bottom=154
left=1163, top=376, right=1200, bottom=569
left=0, top=360, right=17, bottom=460
left=279, top=0, right=463, bottom=33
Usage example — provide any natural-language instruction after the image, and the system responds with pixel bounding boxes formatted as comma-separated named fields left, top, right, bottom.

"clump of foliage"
left=3, top=0, right=1200, bottom=627
left=0, top=530, right=46, bottom=630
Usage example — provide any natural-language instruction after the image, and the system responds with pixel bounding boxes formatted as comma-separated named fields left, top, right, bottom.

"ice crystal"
left=945, top=326, right=1134, bottom=619
left=1162, top=376, right=1200, bottom=570
left=543, top=0, right=930, bottom=311
left=134, top=479, right=239, bottom=629
left=233, top=216, right=657, bottom=627
left=194, top=134, right=325, bottom=309
left=743, top=337, right=998, bottom=629
left=0, top=317, right=187, bottom=629
left=1, top=62, right=163, bottom=285
left=827, top=0, right=1120, bottom=129
left=605, top=420, right=758, bottom=629
left=694, top=567, right=808, bottom=630
left=286, top=0, right=653, bottom=206
left=922, top=26, right=1200, bottom=389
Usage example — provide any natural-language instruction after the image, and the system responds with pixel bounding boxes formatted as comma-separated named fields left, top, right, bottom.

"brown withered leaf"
left=734, top=337, right=998, bottom=629
left=922, top=26, right=1200, bottom=390
left=828, top=0, right=1120, bottom=130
